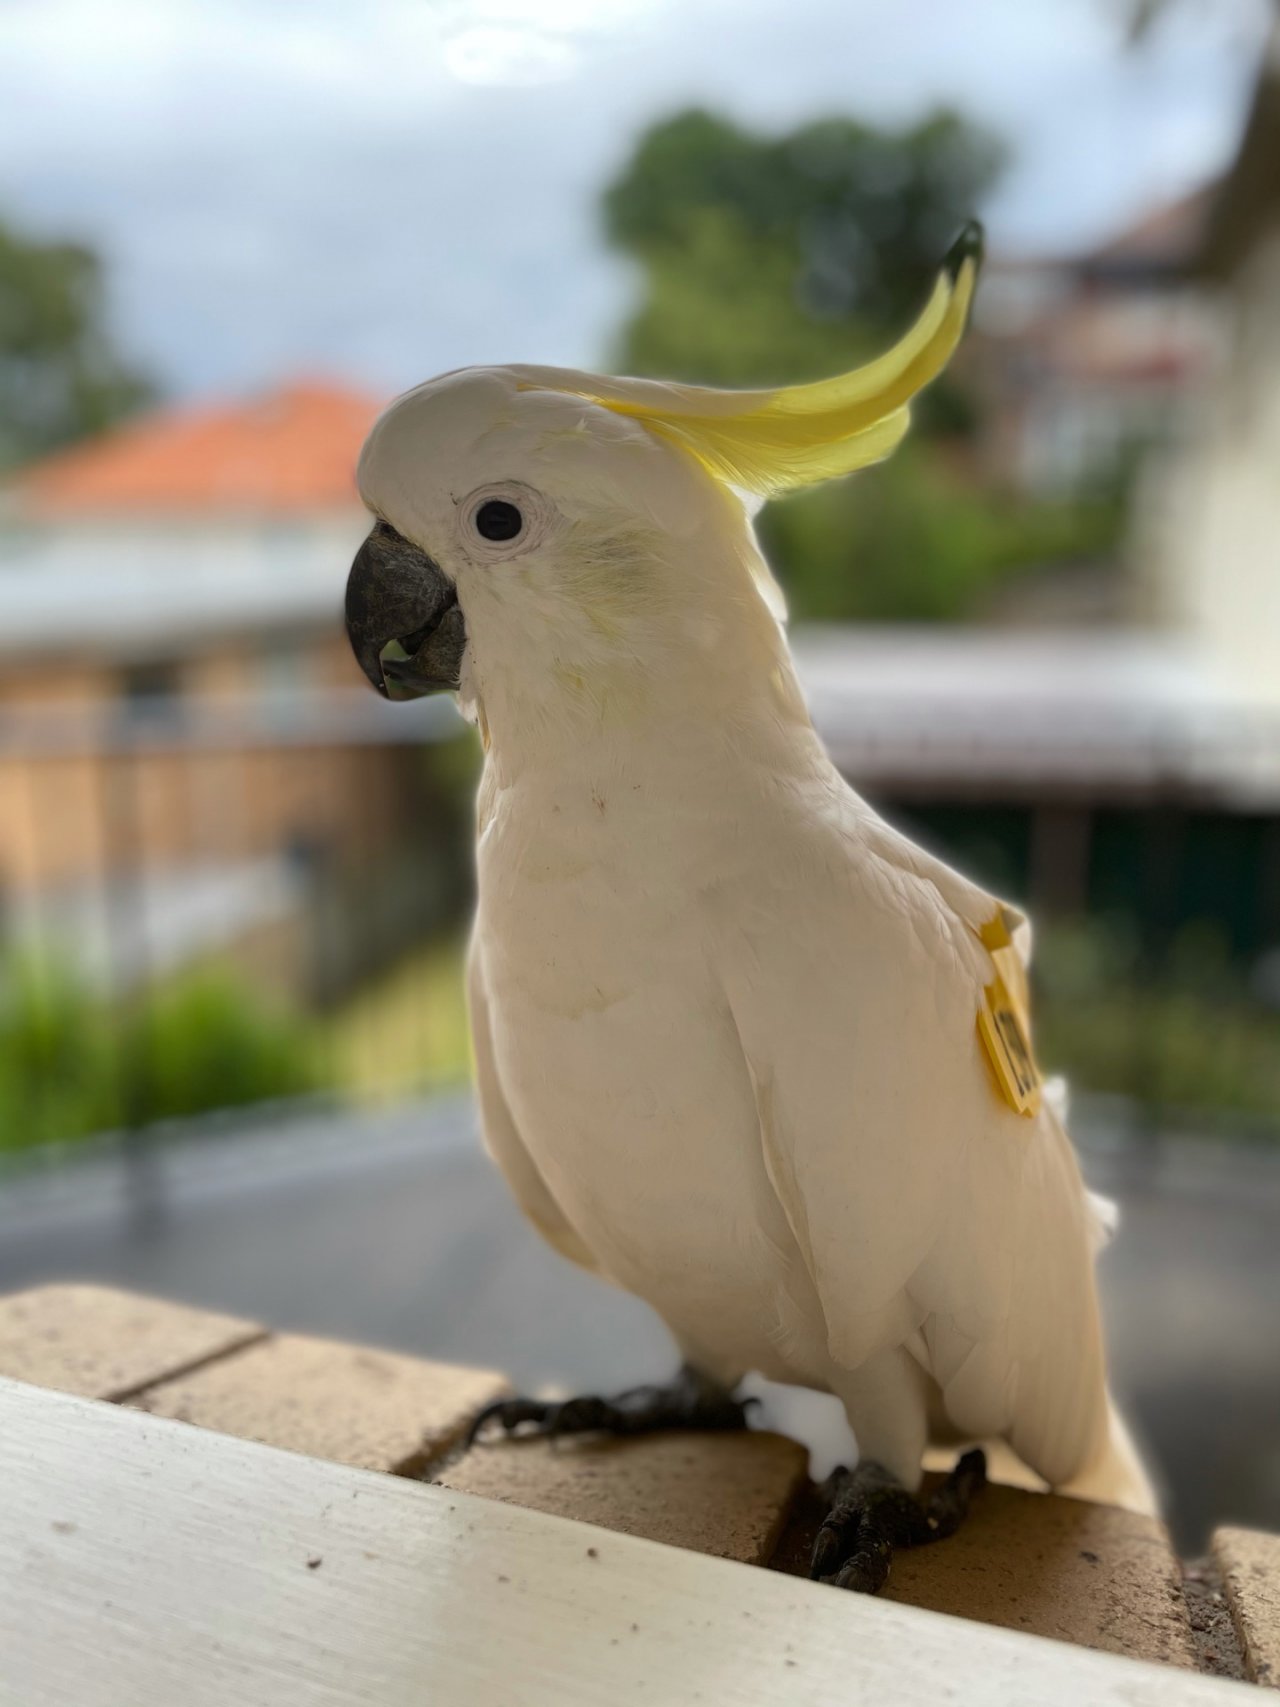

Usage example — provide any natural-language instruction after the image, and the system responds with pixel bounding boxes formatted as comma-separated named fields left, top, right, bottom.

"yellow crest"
left=517, top=222, right=982, bottom=499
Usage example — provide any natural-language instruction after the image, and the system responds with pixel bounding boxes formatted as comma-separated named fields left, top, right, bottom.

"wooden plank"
left=773, top=1473, right=1196, bottom=1668
left=129, top=1331, right=508, bottom=1475
left=441, top=1429, right=806, bottom=1563
left=0, top=1378, right=1253, bottom=1707
left=1214, top=1526, right=1280, bottom=1687
left=0, top=1284, right=263, bottom=1400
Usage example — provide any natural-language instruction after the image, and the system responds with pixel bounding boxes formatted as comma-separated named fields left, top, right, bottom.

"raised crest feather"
left=511, top=221, right=983, bottom=499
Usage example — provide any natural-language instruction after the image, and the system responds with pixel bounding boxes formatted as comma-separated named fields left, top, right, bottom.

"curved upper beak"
left=344, top=522, right=466, bottom=700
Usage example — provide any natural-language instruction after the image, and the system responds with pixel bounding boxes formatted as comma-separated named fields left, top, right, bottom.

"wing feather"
left=723, top=796, right=1110, bottom=1486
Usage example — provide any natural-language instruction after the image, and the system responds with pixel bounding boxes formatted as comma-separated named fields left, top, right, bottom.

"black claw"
left=809, top=1451, right=986, bottom=1595
left=809, top=1521, right=848, bottom=1582
left=926, top=1447, right=987, bottom=1539
left=465, top=1395, right=555, bottom=1447
left=465, top=1399, right=505, bottom=1447
left=464, top=1366, right=752, bottom=1451
left=831, top=1532, right=893, bottom=1595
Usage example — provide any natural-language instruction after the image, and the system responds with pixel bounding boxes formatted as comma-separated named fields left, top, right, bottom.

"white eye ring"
left=458, top=481, right=556, bottom=560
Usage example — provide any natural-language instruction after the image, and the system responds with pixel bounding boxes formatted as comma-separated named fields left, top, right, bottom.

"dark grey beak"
left=345, top=521, right=466, bottom=699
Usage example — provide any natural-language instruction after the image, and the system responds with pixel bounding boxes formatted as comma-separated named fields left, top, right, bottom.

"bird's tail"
left=1056, top=1394, right=1159, bottom=1517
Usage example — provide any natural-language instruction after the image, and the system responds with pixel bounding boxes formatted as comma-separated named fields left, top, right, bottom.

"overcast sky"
left=0, top=0, right=1269, bottom=402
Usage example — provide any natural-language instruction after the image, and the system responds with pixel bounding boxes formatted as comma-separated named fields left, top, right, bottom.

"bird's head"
left=346, top=224, right=982, bottom=734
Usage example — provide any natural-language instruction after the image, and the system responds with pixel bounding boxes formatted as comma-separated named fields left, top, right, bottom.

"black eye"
left=474, top=499, right=523, bottom=542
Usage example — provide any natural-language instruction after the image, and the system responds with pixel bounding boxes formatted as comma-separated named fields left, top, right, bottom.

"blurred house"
left=976, top=189, right=1218, bottom=504
left=1, top=379, right=376, bottom=717
left=972, top=17, right=1280, bottom=716
left=1140, top=14, right=1280, bottom=708
left=0, top=383, right=457, bottom=995
left=794, top=622, right=1280, bottom=957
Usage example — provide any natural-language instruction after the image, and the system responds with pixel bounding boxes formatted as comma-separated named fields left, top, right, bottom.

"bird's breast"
left=474, top=793, right=814, bottom=1373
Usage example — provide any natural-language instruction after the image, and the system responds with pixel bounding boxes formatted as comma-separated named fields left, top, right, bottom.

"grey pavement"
left=1, top=1094, right=1276, bottom=1553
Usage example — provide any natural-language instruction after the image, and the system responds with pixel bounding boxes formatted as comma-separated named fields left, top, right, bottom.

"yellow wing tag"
left=975, top=912, right=1042, bottom=1119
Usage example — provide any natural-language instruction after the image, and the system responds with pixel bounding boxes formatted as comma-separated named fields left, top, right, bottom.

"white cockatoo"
left=345, top=226, right=1155, bottom=1590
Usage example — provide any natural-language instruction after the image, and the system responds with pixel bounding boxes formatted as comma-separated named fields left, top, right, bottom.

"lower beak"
left=345, top=525, right=467, bottom=699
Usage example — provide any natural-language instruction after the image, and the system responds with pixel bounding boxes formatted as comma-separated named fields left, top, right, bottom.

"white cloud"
left=0, top=0, right=1267, bottom=398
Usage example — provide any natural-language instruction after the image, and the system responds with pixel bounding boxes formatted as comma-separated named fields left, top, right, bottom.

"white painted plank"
left=0, top=1377, right=1250, bottom=1707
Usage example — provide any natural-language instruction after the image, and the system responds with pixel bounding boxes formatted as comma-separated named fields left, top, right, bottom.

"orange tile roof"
left=14, top=381, right=384, bottom=517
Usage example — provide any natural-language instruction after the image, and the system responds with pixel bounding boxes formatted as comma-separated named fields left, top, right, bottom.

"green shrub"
left=122, top=970, right=320, bottom=1125
left=0, top=955, right=118, bottom=1151
left=1035, top=921, right=1280, bottom=1127
left=0, top=953, right=322, bottom=1154
left=760, top=446, right=1123, bottom=624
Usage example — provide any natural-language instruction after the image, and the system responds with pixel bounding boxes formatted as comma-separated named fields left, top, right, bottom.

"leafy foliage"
left=0, top=956, right=117, bottom=1151
left=126, top=971, right=320, bottom=1125
left=326, top=938, right=473, bottom=1102
left=0, top=216, right=153, bottom=469
left=761, top=448, right=1123, bottom=623
left=0, top=956, right=321, bottom=1154
left=1036, top=922, right=1280, bottom=1127
left=604, top=107, right=1005, bottom=390
left=603, top=108, right=1125, bottom=621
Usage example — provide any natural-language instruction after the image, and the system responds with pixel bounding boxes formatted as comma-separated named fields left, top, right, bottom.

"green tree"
left=0, top=217, right=153, bottom=469
left=604, top=107, right=1005, bottom=392
left=602, top=109, right=1119, bottom=622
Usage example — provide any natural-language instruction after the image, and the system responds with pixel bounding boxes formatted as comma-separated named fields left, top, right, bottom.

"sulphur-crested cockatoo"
left=345, top=226, right=1154, bottom=1591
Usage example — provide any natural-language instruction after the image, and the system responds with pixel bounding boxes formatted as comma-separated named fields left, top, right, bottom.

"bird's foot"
left=465, top=1363, right=755, bottom=1448
left=809, top=1447, right=986, bottom=1594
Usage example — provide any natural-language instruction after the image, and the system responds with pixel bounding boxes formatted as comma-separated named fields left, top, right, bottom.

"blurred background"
left=1, top=0, right=1277, bottom=1551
